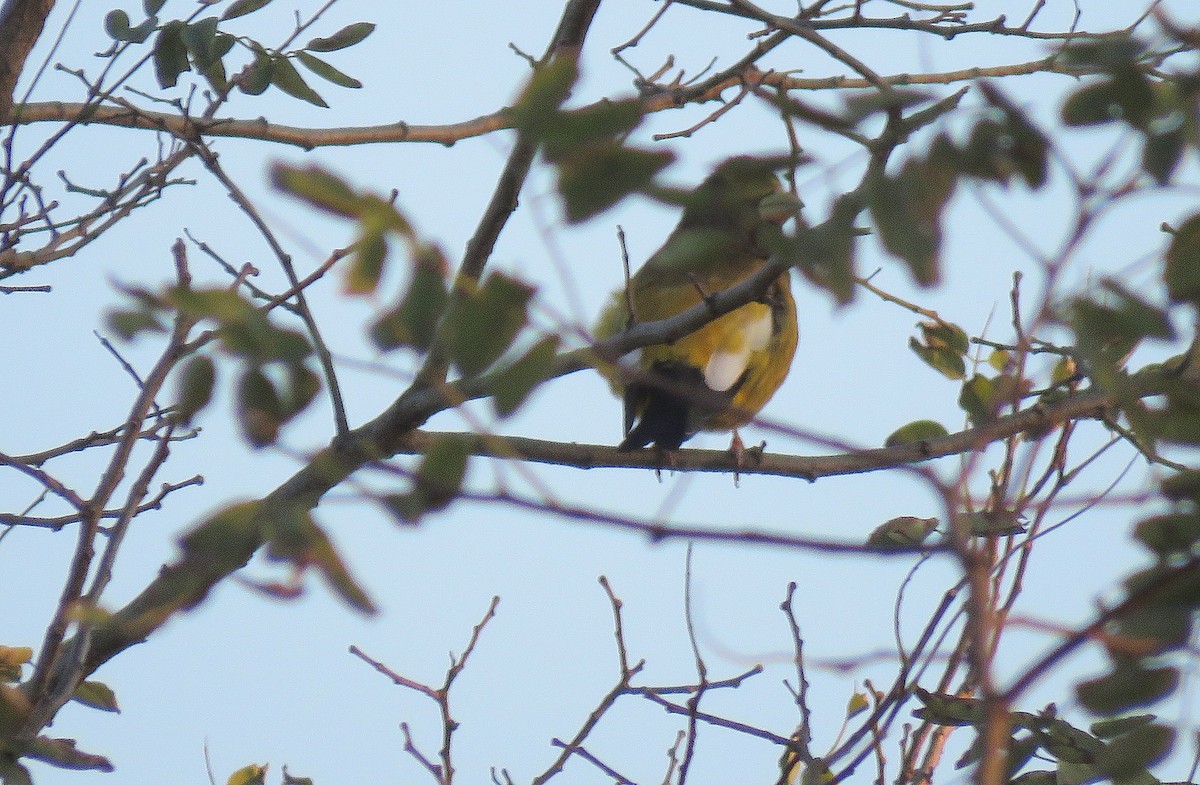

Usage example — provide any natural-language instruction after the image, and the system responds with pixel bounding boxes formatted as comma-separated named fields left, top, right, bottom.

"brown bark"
left=0, top=0, right=57, bottom=119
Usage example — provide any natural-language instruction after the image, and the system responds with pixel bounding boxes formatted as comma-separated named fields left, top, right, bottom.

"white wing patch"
left=703, top=307, right=773, bottom=392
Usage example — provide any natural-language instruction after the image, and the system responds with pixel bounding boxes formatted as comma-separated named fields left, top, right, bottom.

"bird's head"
left=679, top=156, right=800, bottom=233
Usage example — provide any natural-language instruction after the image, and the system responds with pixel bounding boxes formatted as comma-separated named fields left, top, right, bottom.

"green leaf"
left=1077, top=665, right=1178, bottom=714
left=270, top=55, right=328, bottom=107
left=168, top=288, right=312, bottom=363
left=227, top=763, right=268, bottom=785
left=102, top=7, right=157, bottom=45
left=557, top=144, right=674, bottom=223
left=842, top=88, right=934, bottom=123
left=866, top=157, right=954, bottom=286
left=1060, top=36, right=1145, bottom=72
left=371, top=245, right=450, bottom=352
left=1062, top=80, right=1123, bottom=126
left=222, top=322, right=312, bottom=363
left=278, top=363, right=318, bottom=420
left=179, top=501, right=264, bottom=569
left=1051, top=356, right=1079, bottom=386
left=909, top=338, right=966, bottom=380
left=1165, top=215, right=1200, bottom=306
left=1090, top=715, right=1157, bottom=739
left=281, top=765, right=314, bottom=785
left=865, top=516, right=938, bottom=550
left=262, top=505, right=377, bottom=615
left=270, top=163, right=364, bottom=218
left=104, top=10, right=133, bottom=41
left=237, top=367, right=282, bottom=447
left=1097, top=280, right=1175, bottom=340
left=490, top=336, right=560, bottom=417
left=964, top=83, right=1050, bottom=189
left=306, top=22, right=375, bottom=52
left=239, top=49, right=273, bottom=95
left=794, top=194, right=860, bottom=304
left=539, top=99, right=645, bottom=162
left=920, top=320, right=969, bottom=353
left=962, top=509, right=1026, bottom=536
left=383, top=439, right=470, bottom=524
left=143, top=0, right=166, bottom=15
left=71, top=680, right=120, bottom=713
left=1161, top=470, right=1200, bottom=503
left=1096, top=723, right=1174, bottom=781
left=295, top=51, right=362, bottom=88
left=909, top=321, right=969, bottom=379
left=170, top=287, right=256, bottom=323
left=416, top=439, right=469, bottom=510
left=0, top=646, right=32, bottom=682
left=201, top=55, right=229, bottom=92
left=0, top=760, right=32, bottom=785
left=912, top=688, right=983, bottom=726
left=26, top=736, right=114, bottom=772
left=510, top=57, right=579, bottom=135
left=174, top=355, right=216, bottom=424
left=1070, top=280, right=1173, bottom=395
left=182, top=17, right=221, bottom=69
left=1031, top=717, right=1103, bottom=764
left=223, top=0, right=274, bottom=21
left=958, top=373, right=996, bottom=425
left=108, top=309, right=165, bottom=339
left=444, top=272, right=536, bottom=376
left=846, top=690, right=869, bottom=719
left=1054, top=762, right=1100, bottom=785
left=1143, top=126, right=1187, bottom=184
left=884, top=419, right=949, bottom=447
left=348, top=225, right=387, bottom=294
left=1134, top=512, right=1200, bottom=556
left=154, top=20, right=191, bottom=88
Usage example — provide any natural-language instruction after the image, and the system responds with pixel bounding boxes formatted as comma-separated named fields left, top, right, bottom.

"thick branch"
left=388, top=383, right=1116, bottom=478
left=0, top=0, right=56, bottom=118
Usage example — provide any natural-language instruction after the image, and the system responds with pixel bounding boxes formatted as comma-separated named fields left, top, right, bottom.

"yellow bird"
left=594, top=157, right=800, bottom=451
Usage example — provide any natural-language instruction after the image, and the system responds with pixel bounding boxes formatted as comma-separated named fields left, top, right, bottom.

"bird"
left=593, top=156, right=800, bottom=452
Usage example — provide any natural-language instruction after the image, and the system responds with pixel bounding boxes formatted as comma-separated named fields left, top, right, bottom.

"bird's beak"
left=758, top=190, right=803, bottom=224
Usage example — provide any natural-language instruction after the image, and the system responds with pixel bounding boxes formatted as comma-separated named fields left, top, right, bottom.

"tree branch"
left=1, top=57, right=1088, bottom=149
left=0, top=0, right=57, bottom=119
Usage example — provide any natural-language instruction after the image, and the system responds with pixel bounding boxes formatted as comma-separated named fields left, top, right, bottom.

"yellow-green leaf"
left=0, top=646, right=32, bottom=682
left=846, top=690, right=869, bottom=719
left=371, top=245, right=449, bottom=352
left=866, top=516, right=938, bottom=550
left=306, top=22, right=375, bottom=52
left=295, top=51, right=362, bottom=88
left=175, top=355, right=216, bottom=424
left=223, top=0, right=274, bottom=21
left=444, top=272, right=536, bottom=376
left=26, top=736, right=113, bottom=772
left=962, top=509, right=1026, bottom=536
left=153, top=20, right=191, bottom=88
left=556, top=144, right=673, bottom=223
left=491, top=337, right=560, bottom=417
left=72, top=681, right=120, bottom=713
left=270, top=55, right=328, bottom=107
left=227, top=763, right=268, bottom=785
left=884, top=419, right=949, bottom=447
left=1165, top=214, right=1200, bottom=306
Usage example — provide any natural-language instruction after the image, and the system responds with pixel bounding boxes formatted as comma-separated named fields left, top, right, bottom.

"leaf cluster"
left=103, top=0, right=373, bottom=106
